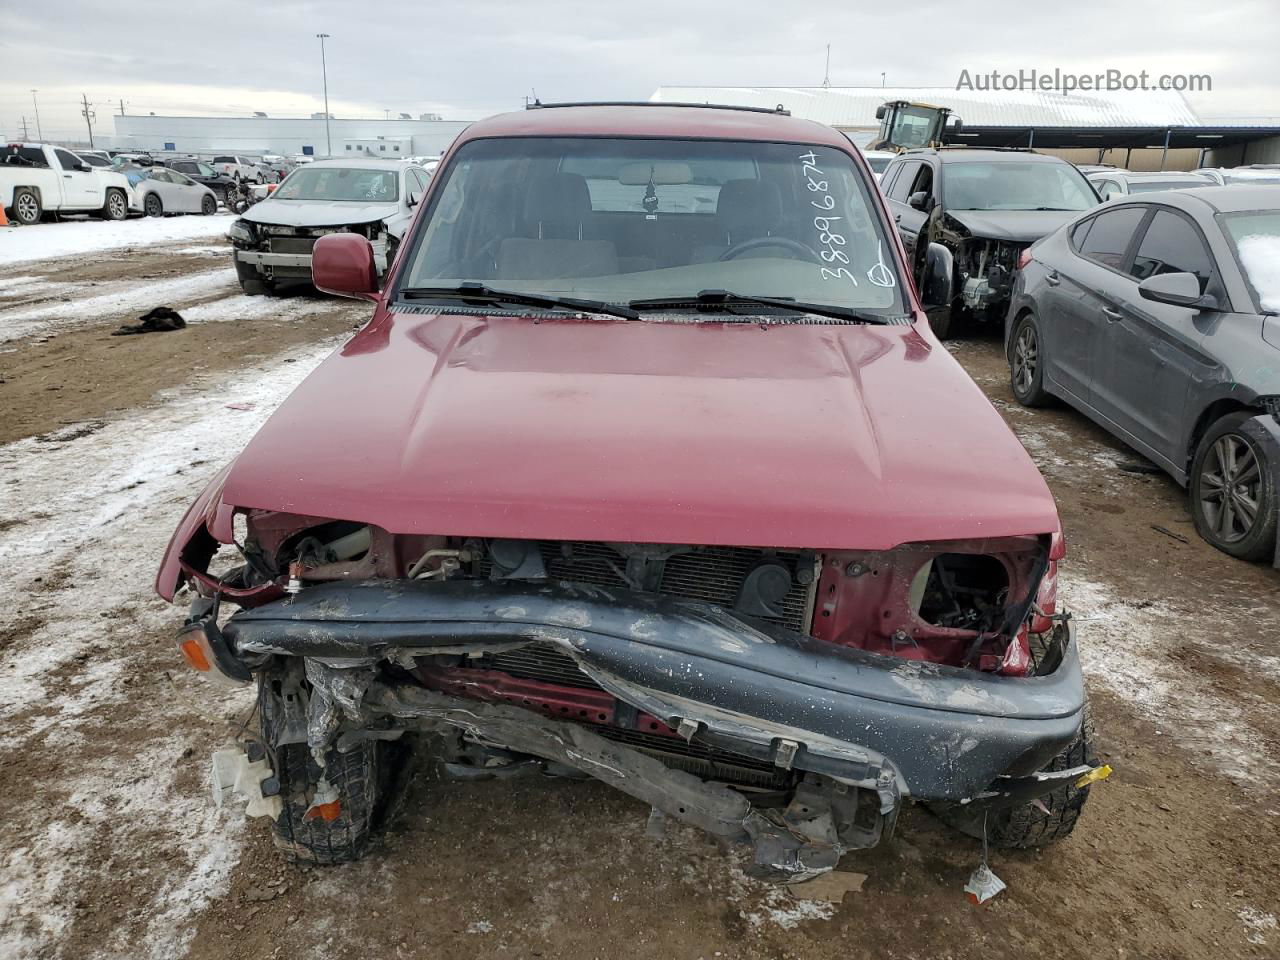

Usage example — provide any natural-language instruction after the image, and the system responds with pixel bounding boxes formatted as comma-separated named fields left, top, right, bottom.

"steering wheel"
left=719, top=236, right=819, bottom=262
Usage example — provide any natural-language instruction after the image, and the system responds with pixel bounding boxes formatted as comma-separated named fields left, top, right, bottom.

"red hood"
left=220, top=310, right=1058, bottom=550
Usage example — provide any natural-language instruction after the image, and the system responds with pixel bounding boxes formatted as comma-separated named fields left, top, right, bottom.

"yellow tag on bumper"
left=1074, top=764, right=1113, bottom=789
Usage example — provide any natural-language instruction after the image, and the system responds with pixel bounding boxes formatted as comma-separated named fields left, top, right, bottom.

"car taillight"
left=1017, top=248, right=1034, bottom=270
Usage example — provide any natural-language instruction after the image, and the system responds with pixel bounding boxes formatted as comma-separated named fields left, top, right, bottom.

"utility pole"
left=31, top=90, right=43, bottom=140
left=80, top=93, right=96, bottom=148
left=119, top=99, right=126, bottom=116
left=822, top=45, right=831, bottom=89
left=316, top=33, right=332, bottom=157
left=20, top=116, right=30, bottom=140
left=880, top=72, right=886, bottom=88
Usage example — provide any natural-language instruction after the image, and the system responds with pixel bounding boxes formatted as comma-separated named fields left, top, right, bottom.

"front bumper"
left=234, top=238, right=388, bottom=273
left=223, top=578, right=1086, bottom=803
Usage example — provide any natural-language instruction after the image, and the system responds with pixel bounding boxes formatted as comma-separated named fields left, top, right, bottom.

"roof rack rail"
left=525, top=100, right=791, bottom=116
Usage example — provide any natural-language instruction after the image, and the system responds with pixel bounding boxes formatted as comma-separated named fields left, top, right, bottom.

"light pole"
left=316, top=33, right=332, bottom=157
left=31, top=89, right=43, bottom=141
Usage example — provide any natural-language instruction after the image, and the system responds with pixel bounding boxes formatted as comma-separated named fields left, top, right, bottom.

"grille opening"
left=476, top=541, right=816, bottom=634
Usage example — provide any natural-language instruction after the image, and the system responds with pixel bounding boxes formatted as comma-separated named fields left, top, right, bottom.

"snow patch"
left=0, top=268, right=236, bottom=342
left=1063, top=573, right=1279, bottom=789
left=0, top=215, right=233, bottom=265
left=1238, top=906, right=1277, bottom=946
left=1235, top=233, right=1280, bottom=312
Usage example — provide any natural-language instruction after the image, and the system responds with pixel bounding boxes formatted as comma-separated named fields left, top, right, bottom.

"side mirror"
left=875, top=105, right=887, bottom=120
left=1137, top=272, right=1217, bottom=311
left=908, top=190, right=932, bottom=212
left=313, top=233, right=380, bottom=301
left=944, top=115, right=963, bottom=138
left=407, top=192, right=420, bottom=208
left=920, top=242, right=954, bottom=311
left=76, top=162, right=90, bottom=172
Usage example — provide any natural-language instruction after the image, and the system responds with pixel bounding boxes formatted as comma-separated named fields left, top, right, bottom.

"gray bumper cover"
left=225, top=578, right=1086, bottom=802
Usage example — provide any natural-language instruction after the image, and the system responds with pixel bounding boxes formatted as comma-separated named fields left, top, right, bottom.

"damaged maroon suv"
left=157, top=103, right=1105, bottom=881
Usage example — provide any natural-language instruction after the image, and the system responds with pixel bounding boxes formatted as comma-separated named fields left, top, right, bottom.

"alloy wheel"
left=1199, top=434, right=1262, bottom=543
left=1012, top=323, right=1039, bottom=396
left=108, top=193, right=126, bottom=219
left=16, top=193, right=38, bottom=223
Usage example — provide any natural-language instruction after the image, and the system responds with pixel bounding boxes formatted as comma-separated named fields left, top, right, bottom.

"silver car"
left=1087, top=170, right=1214, bottom=200
left=131, top=167, right=219, bottom=217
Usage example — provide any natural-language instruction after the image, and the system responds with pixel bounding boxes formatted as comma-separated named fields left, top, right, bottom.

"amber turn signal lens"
left=304, top=800, right=342, bottom=822
left=177, top=630, right=212, bottom=672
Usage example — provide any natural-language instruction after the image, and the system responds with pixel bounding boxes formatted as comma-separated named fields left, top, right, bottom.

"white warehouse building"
left=100, top=114, right=473, bottom=159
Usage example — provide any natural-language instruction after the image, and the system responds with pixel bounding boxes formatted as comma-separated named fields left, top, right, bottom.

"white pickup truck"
left=1, top=143, right=133, bottom=224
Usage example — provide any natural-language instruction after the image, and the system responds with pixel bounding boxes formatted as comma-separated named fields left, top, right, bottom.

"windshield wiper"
left=628, top=289, right=894, bottom=324
left=401, top=282, right=639, bottom=321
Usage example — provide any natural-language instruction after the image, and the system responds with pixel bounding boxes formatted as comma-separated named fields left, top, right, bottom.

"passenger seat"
left=497, top=172, right=619, bottom=281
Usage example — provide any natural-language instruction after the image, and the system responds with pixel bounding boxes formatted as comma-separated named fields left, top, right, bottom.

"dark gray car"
left=1006, top=187, right=1280, bottom=566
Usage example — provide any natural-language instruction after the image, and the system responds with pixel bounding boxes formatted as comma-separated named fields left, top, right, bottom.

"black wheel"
left=235, top=259, right=275, bottom=296
left=101, top=188, right=128, bottom=221
left=1010, top=312, right=1051, bottom=407
left=927, top=305, right=956, bottom=339
left=144, top=193, right=163, bottom=217
left=11, top=187, right=41, bottom=225
left=258, top=669, right=406, bottom=864
left=1190, top=412, right=1278, bottom=561
left=200, top=194, right=217, bottom=216
left=935, top=701, right=1098, bottom=849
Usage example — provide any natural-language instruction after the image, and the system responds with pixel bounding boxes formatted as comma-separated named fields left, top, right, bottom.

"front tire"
left=258, top=670, right=405, bottom=864
left=1010, top=312, right=1052, bottom=407
left=101, top=188, right=128, bottom=221
left=235, top=259, right=275, bottom=296
left=1190, top=412, right=1278, bottom=561
left=144, top=193, right=163, bottom=218
left=200, top=194, right=217, bottom=216
left=11, top=187, right=42, bottom=225
left=936, top=704, right=1098, bottom=849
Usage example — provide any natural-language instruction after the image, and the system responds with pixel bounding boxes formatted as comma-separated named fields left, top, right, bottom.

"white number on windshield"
left=800, top=152, right=856, bottom=285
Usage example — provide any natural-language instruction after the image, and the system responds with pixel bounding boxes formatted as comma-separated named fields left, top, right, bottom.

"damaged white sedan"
left=228, top=158, right=431, bottom=295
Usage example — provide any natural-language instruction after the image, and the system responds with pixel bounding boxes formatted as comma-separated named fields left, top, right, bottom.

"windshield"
left=944, top=160, right=1098, bottom=211
left=398, top=136, right=904, bottom=314
left=1223, top=211, right=1280, bottom=312
left=1127, top=178, right=1210, bottom=194
left=274, top=167, right=398, bottom=202
left=1223, top=172, right=1280, bottom=186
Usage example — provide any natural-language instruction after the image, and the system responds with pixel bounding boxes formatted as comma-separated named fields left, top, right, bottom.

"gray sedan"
left=1005, top=187, right=1280, bottom=565
left=130, top=167, right=219, bottom=217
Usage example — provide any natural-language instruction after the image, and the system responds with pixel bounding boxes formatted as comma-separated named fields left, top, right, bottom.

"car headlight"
left=227, top=220, right=254, bottom=243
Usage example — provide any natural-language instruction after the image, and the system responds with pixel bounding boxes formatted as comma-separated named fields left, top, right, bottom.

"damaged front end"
left=954, top=236, right=1025, bottom=318
left=170, top=512, right=1095, bottom=879
left=229, top=219, right=392, bottom=284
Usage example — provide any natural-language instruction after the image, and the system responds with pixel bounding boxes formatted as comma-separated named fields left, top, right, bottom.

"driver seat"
left=692, top=179, right=785, bottom=262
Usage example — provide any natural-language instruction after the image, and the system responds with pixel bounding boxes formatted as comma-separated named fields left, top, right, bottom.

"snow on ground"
left=181, top=292, right=350, bottom=324
left=1063, top=571, right=1280, bottom=789
left=0, top=334, right=341, bottom=960
left=0, top=267, right=236, bottom=342
left=0, top=214, right=233, bottom=266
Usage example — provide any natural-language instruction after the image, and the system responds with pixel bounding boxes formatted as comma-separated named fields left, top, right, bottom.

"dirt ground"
left=1, top=236, right=1278, bottom=960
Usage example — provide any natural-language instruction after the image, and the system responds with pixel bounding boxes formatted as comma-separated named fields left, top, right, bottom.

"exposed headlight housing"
left=227, top=220, right=254, bottom=243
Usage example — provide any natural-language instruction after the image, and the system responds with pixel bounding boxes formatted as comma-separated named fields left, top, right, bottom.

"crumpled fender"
left=154, top=461, right=238, bottom=601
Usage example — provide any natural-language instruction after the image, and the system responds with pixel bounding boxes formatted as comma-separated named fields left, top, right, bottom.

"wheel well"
left=1186, top=399, right=1259, bottom=471
left=1008, top=306, right=1034, bottom=360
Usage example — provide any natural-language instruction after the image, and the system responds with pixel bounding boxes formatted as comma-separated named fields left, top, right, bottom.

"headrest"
left=716, top=179, right=783, bottom=241
left=523, top=172, right=592, bottom=237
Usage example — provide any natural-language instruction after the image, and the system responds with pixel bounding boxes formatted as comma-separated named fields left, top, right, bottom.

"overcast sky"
left=3, top=0, right=1278, bottom=142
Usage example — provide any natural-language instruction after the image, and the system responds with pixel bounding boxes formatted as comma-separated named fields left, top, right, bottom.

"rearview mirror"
left=312, top=233, right=381, bottom=301
left=908, top=190, right=932, bottom=212
left=1137, top=272, right=1217, bottom=310
left=920, top=242, right=953, bottom=311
